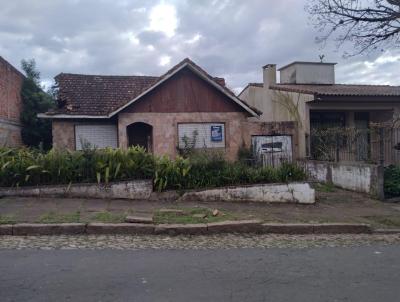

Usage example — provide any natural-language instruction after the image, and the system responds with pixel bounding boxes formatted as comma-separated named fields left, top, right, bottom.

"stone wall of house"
left=52, top=120, right=75, bottom=150
left=51, top=114, right=299, bottom=161
left=118, top=112, right=248, bottom=160
left=0, top=57, right=24, bottom=147
left=118, top=112, right=299, bottom=160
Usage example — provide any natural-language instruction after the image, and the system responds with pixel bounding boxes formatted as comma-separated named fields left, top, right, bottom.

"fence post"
left=379, top=127, right=384, bottom=166
left=377, top=127, right=385, bottom=200
left=335, top=132, right=340, bottom=162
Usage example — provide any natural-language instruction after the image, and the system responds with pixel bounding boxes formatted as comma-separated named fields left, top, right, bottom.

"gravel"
left=1, top=234, right=400, bottom=250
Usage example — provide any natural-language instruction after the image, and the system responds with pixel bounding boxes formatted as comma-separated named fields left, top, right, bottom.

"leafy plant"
left=0, top=146, right=307, bottom=191
left=384, top=165, right=400, bottom=197
left=20, top=59, right=55, bottom=150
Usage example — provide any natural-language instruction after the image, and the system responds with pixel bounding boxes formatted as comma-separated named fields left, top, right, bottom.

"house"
left=0, top=56, right=24, bottom=147
left=239, top=61, right=400, bottom=162
left=40, top=58, right=299, bottom=161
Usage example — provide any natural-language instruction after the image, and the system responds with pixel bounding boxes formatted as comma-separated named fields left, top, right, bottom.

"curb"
left=0, top=221, right=375, bottom=236
left=87, top=223, right=154, bottom=235
left=373, top=228, right=400, bottom=234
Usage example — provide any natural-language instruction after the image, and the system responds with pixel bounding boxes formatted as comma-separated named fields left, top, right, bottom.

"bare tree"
left=307, top=0, right=400, bottom=56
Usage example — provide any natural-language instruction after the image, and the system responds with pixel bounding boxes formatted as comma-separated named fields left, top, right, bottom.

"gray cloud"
left=1, top=0, right=399, bottom=92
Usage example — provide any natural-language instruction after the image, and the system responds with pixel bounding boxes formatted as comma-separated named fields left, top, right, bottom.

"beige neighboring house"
left=0, top=56, right=24, bottom=147
left=239, top=61, right=400, bottom=160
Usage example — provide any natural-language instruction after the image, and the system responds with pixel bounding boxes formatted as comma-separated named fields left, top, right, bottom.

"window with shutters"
left=75, top=124, right=118, bottom=150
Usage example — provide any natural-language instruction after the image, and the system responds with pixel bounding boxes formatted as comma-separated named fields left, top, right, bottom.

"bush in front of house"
left=0, top=147, right=307, bottom=190
left=384, top=165, right=400, bottom=197
left=154, top=151, right=306, bottom=191
left=0, top=147, right=155, bottom=187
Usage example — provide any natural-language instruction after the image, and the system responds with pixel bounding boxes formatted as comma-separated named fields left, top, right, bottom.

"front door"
left=127, top=122, right=153, bottom=152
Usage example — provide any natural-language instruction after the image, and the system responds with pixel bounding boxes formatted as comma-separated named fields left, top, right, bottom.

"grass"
left=35, top=211, right=127, bottom=224
left=37, top=211, right=81, bottom=224
left=153, top=207, right=236, bottom=224
left=363, top=215, right=400, bottom=228
left=90, top=211, right=126, bottom=223
left=314, top=182, right=336, bottom=193
left=0, top=214, right=16, bottom=224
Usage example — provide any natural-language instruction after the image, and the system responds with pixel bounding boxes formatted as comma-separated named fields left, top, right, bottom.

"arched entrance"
left=127, top=122, right=153, bottom=152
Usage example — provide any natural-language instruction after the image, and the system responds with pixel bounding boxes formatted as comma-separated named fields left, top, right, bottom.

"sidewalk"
left=1, top=186, right=400, bottom=228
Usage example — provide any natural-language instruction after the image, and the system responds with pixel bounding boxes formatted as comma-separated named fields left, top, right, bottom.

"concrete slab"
left=125, top=215, right=153, bottom=224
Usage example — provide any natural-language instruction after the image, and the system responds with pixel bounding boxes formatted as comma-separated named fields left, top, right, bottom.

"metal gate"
left=251, top=135, right=293, bottom=168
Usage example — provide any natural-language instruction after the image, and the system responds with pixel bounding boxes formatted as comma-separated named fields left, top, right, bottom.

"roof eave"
left=37, top=113, right=109, bottom=119
left=107, top=61, right=260, bottom=118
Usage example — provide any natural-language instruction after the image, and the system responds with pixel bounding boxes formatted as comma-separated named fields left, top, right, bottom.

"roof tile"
left=269, top=84, right=400, bottom=97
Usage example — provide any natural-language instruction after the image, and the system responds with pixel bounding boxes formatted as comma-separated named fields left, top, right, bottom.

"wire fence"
left=309, top=126, right=400, bottom=166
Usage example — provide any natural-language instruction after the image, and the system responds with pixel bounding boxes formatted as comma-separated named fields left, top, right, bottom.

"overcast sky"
left=1, top=0, right=399, bottom=93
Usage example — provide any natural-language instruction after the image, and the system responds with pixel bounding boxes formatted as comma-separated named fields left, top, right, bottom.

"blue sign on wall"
left=210, top=125, right=223, bottom=142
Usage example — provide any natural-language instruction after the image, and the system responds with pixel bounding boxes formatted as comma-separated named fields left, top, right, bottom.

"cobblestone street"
left=2, top=234, right=400, bottom=250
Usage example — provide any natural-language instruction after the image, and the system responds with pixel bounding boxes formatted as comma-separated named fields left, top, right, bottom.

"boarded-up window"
left=251, top=135, right=293, bottom=167
left=178, top=123, right=225, bottom=149
left=75, top=124, right=118, bottom=150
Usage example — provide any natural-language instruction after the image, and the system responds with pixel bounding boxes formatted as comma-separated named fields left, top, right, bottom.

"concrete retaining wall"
left=301, top=160, right=383, bottom=198
left=0, top=180, right=153, bottom=200
left=0, top=180, right=315, bottom=203
left=178, top=182, right=315, bottom=204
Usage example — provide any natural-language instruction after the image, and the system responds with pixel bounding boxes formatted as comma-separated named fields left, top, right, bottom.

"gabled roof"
left=51, top=74, right=159, bottom=116
left=269, top=84, right=400, bottom=97
left=40, top=58, right=260, bottom=118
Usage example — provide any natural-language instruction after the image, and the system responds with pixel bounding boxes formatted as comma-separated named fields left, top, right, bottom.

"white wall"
left=280, top=63, right=335, bottom=84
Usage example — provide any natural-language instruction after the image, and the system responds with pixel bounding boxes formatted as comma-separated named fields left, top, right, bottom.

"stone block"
left=261, top=223, right=314, bottom=234
left=154, top=224, right=207, bottom=235
left=207, top=220, right=262, bottom=234
left=125, top=215, right=153, bottom=224
left=312, top=223, right=372, bottom=234
left=13, top=223, right=86, bottom=236
left=86, top=223, right=155, bottom=235
left=0, top=225, right=13, bottom=235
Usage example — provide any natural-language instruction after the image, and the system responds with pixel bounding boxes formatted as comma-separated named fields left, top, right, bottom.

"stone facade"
left=0, top=57, right=24, bottom=147
left=52, top=115, right=299, bottom=161
left=52, top=120, right=75, bottom=150
left=50, top=95, right=299, bottom=160
left=118, top=112, right=248, bottom=160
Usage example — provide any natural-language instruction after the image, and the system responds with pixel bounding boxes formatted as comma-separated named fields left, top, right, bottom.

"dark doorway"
left=127, top=122, right=153, bottom=152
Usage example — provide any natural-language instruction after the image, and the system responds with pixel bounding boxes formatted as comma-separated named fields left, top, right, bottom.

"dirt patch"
left=1, top=185, right=399, bottom=228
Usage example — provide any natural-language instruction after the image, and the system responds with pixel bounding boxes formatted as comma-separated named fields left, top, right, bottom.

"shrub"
left=384, top=165, right=400, bottom=197
left=237, top=144, right=253, bottom=166
left=0, top=146, right=154, bottom=187
left=0, top=147, right=307, bottom=190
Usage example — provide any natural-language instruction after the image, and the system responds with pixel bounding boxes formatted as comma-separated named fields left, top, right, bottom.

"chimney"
left=214, top=77, right=226, bottom=87
left=263, top=64, right=276, bottom=88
